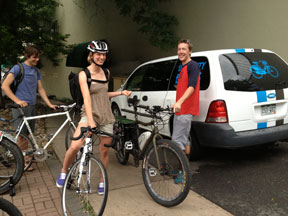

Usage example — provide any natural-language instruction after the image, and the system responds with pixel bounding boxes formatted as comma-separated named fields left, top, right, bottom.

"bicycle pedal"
left=125, top=141, right=133, bottom=150
left=148, top=168, right=157, bottom=177
left=48, top=150, right=54, bottom=155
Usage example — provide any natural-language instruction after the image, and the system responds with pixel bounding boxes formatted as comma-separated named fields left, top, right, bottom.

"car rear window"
left=220, top=52, right=288, bottom=91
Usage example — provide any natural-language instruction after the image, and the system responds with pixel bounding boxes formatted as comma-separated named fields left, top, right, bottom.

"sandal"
left=25, top=162, right=34, bottom=172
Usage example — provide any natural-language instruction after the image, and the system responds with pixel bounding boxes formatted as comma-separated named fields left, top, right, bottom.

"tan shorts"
left=79, top=116, right=114, bottom=135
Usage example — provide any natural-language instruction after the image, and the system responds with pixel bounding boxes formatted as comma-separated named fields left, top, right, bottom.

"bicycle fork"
left=147, top=134, right=166, bottom=177
left=76, top=137, right=92, bottom=194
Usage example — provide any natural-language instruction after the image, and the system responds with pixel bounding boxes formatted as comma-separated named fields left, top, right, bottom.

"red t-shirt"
left=176, top=60, right=200, bottom=116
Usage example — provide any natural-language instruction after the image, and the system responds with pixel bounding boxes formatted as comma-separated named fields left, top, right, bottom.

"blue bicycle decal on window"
left=249, top=60, right=279, bottom=79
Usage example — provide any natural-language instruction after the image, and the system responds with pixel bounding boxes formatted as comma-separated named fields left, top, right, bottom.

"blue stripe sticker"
left=257, top=122, right=267, bottom=129
left=256, top=91, right=267, bottom=129
left=235, top=49, right=245, bottom=53
left=256, top=91, right=267, bottom=103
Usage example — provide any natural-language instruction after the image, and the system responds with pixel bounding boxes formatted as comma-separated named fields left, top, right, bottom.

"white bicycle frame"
left=14, top=104, right=77, bottom=152
left=77, top=137, right=92, bottom=193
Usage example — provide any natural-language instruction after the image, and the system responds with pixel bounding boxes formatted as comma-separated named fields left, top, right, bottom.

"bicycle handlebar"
left=56, top=103, right=76, bottom=111
left=128, top=97, right=173, bottom=115
left=7, top=103, right=76, bottom=112
left=70, top=126, right=119, bottom=148
left=127, top=96, right=173, bottom=127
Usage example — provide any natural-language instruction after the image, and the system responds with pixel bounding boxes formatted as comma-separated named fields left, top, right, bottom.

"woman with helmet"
left=56, top=40, right=131, bottom=194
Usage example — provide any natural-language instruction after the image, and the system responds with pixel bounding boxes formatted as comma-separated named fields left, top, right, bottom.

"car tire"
left=112, top=103, right=121, bottom=117
left=189, top=130, right=202, bottom=161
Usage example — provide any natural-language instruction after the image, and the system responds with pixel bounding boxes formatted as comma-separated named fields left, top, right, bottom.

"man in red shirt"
left=172, top=39, right=200, bottom=156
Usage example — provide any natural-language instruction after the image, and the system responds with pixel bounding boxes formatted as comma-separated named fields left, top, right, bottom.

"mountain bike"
left=0, top=131, right=24, bottom=195
left=0, top=103, right=77, bottom=171
left=62, top=126, right=118, bottom=216
left=0, top=197, right=22, bottom=216
left=111, top=97, right=192, bottom=207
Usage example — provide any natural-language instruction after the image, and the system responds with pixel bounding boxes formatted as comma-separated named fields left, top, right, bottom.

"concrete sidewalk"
left=47, top=114, right=233, bottom=216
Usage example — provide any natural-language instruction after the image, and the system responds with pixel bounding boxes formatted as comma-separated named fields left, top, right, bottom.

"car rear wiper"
left=275, top=80, right=288, bottom=88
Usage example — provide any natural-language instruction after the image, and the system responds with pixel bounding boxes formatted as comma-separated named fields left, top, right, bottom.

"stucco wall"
left=41, top=0, right=141, bottom=98
left=41, top=0, right=288, bottom=98
left=140, top=0, right=288, bottom=60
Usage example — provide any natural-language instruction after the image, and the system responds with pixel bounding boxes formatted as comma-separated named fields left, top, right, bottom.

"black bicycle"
left=111, top=97, right=192, bottom=207
left=0, top=131, right=24, bottom=195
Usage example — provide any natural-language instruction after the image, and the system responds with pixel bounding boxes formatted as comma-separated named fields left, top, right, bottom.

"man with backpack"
left=1, top=45, right=57, bottom=171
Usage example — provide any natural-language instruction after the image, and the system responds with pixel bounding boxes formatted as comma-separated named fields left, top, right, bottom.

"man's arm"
left=173, top=86, right=194, bottom=113
left=1, top=73, right=28, bottom=107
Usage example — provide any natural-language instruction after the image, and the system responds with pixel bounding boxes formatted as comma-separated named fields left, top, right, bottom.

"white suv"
left=111, top=48, right=288, bottom=159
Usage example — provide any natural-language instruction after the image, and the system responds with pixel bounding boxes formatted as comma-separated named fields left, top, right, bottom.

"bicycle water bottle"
left=138, top=131, right=152, bottom=150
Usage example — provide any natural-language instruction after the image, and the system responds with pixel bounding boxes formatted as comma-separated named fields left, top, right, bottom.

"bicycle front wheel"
left=3, top=130, right=35, bottom=171
left=0, top=137, right=24, bottom=194
left=269, top=66, right=279, bottom=78
left=142, top=139, right=191, bottom=207
left=62, top=156, right=108, bottom=216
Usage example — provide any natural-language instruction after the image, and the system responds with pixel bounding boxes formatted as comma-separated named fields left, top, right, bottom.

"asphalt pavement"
left=189, top=144, right=288, bottom=216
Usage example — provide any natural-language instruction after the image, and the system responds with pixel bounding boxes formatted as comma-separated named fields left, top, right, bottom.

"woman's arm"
left=108, top=90, right=132, bottom=98
left=79, top=71, right=96, bottom=128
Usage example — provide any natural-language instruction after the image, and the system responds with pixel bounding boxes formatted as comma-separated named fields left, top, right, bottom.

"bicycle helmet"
left=87, top=41, right=109, bottom=53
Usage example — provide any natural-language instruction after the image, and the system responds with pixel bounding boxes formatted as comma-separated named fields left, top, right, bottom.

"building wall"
left=139, top=0, right=288, bottom=60
left=41, top=0, right=141, bottom=98
left=41, top=0, right=288, bottom=98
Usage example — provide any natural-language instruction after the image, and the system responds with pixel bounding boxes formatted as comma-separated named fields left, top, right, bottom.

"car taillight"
left=205, top=100, right=228, bottom=123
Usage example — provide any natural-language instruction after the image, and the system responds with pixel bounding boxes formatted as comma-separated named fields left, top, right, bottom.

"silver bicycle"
left=0, top=103, right=77, bottom=170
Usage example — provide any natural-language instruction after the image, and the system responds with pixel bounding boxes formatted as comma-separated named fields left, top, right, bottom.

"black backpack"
left=1, top=63, right=25, bottom=93
left=68, top=67, right=109, bottom=110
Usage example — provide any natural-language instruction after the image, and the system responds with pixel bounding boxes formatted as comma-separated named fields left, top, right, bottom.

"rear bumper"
left=193, top=122, right=288, bottom=148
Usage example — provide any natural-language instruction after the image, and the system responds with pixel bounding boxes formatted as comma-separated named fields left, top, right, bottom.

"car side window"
left=125, top=65, right=148, bottom=91
left=168, top=56, right=210, bottom=90
left=142, top=60, right=175, bottom=91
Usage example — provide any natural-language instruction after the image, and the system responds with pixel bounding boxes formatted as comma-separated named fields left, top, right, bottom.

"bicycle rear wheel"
left=62, top=156, right=108, bottom=216
left=0, top=197, right=22, bottom=215
left=0, top=137, right=24, bottom=194
left=114, top=120, right=129, bottom=165
left=142, top=139, right=191, bottom=207
left=2, top=130, right=35, bottom=171
left=65, top=124, right=77, bottom=150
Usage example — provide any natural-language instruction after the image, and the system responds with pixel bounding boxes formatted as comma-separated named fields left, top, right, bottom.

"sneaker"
left=174, top=171, right=184, bottom=184
left=56, top=173, right=66, bottom=188
left=98, top=182, right=104, bottom=195
left=171, top=170, right=179, bottom=178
